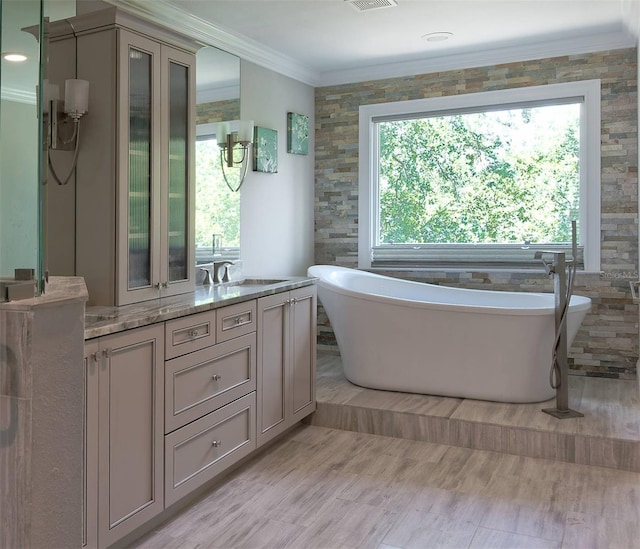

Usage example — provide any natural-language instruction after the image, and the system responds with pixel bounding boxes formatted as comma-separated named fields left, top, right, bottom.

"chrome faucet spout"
left=213, top=261, right=234, bottom=283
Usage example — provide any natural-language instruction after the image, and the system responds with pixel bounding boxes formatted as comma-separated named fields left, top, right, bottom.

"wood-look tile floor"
left=132, top=351, right=640, bottom=548
left=315, top=351, right=640, bottom=443
left=132, top=423, right=640, bottom=549
left=309, top=351, right=640, bottom=472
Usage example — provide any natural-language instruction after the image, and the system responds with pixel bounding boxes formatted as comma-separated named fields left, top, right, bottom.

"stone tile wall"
left=196, top=98, right=240, bottom=125
left=315, top=49, right=638, bottom=379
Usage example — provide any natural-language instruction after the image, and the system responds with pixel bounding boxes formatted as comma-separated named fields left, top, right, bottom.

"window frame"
left=358, top=80, right=601, bottom=272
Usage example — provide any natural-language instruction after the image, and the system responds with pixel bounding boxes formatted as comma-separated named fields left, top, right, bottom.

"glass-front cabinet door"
left=118, top=30, right=161, bottom=304
left=161, top=47, right=195, bottom=296
left=127, top=43, right=157, bottom=290
left=117, top=30, right=194, bottom=304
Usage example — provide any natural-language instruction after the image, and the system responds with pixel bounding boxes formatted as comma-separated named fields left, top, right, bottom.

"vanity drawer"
left=165, top=310, right=216, bottom=359
left=165, top=333, right=256, bottom=432
left=164, top=392, right=256, bottom=507
left=216, top=300, right=257, bottom=343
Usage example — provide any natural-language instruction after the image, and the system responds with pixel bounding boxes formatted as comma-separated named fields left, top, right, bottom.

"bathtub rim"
left=308, top=265, right=592, bottom=317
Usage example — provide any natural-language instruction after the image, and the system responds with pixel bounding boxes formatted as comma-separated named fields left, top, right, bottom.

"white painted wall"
left=240, top=60, right=315, bottom=277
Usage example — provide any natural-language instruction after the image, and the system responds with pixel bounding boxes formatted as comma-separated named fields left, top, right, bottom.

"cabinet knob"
left=162, top=281, right=169, bottom=289
left=211, top=374, right=221, bottom=381
left=188, top=329, right=199, bottom=338
left=234, top=317, right=244, bottom=325
left=211, top=440, right=222, bottom=448
left=154, top=282, right=161, bottom=290
left=102, top=348, right=113, bottom=358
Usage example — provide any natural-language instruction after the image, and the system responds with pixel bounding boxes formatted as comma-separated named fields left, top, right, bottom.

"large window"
left=358, top=81, right=601, bottom=271
left=195, top=124, right=240, bottom=264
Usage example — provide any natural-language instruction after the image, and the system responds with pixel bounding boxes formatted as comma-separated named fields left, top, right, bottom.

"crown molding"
left=197, top=85, right=240, bottom=105
left=319, top=28, right=637, bottom=87
left=104, top=0, right=320, bottom=86
left=1, top=87, right=37, bottom=104
left=104, top=0, right=636, bottom=89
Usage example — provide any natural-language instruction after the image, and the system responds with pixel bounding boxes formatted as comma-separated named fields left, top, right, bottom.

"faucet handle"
left=198, top=267, right=212, bottom=285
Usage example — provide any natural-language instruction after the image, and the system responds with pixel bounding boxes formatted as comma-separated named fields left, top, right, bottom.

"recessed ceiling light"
left=3, top=52, right=28, bottom=62
left=422, top=32, right=453, bottom=43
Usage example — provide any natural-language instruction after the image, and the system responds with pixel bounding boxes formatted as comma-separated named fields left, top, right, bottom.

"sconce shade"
left=237, top=120, right=254, bottom=142
left=42, top=80, right=60, bottom=114
left=217, top=122, right=230, bottom=144
left=64, top=79, right=89, bottom=115
left=45, top=80, right=60, bottom=102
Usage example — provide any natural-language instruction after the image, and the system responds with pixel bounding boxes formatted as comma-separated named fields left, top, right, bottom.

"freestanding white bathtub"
left=308, top=265, right=591, bottom=403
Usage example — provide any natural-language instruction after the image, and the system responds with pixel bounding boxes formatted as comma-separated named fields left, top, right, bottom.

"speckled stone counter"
left=85, top=277, right=316, bottom=340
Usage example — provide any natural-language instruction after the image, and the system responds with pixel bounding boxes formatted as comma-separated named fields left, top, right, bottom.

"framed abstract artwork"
left=287, top=112, right=309, bottom=155
left=253, top=126, right=278, bottom=173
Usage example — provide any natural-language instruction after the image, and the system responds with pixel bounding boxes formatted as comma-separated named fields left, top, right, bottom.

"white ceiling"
left=156, top=0, right=639, bottom=85
left=4, top=0, right=638, bottom=99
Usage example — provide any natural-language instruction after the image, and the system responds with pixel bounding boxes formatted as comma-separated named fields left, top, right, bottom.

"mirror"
left=0, top=0, right=75, bottom=298
left=0, top=0, right=42, bottom=294
left=195, top=46, right=241, bottom=268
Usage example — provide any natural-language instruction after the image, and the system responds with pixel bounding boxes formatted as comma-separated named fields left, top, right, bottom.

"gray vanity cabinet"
left=82, top=283, right=316, bottom=546
left=163, top=303, right=258, bottom=506
left=84, top=324, right=165, bottom=548
left=83, top=340, right=99, bottom=549
left=49, top=9, right=197, bottom=306
left=257, top=286, right=317, bottom=446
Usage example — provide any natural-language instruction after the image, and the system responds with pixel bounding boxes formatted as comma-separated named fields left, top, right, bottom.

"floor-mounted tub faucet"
left=536, top=221, right=583, bottom=419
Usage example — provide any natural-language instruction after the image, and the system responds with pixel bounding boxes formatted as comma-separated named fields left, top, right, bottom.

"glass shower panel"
left=167, top=61, right=188, bottom=282
left=0, top=0, right=42, bottom=297
left=128, top=47, right=152, bottom=289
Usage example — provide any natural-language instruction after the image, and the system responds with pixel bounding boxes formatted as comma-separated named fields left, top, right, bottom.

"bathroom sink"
left=237, top=278, right=287, bottom=285
left=226, top=278, right=288, bottom=288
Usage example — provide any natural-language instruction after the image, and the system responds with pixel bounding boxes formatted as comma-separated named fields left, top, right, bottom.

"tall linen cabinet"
left=49, top=8, right=197, bottom=306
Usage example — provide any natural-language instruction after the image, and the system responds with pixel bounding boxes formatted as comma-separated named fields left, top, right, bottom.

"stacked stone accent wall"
left=315, top=49, right=638, bottom=378
left=196, top=98, right=240, bottom=125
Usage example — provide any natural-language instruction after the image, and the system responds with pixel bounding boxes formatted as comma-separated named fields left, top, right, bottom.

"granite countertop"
left=84, top=276, right=316, bottom=340
left=0, top=276, right=88, bottom=311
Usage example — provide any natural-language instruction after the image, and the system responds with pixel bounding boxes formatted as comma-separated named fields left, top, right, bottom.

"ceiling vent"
left=346, top=0, right=398, bottom=12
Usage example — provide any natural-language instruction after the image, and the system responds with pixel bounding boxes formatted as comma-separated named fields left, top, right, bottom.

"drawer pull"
left=211, top=374, right=222, bottom=381
left=188, top=329, right=199, bottom=338
left=211, top=440, right=222, bottom=448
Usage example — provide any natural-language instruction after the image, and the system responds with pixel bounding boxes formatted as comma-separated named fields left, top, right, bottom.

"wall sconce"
left=47, top=78, right=89, bottom=186
left=217, top=120, right=254, bottom=192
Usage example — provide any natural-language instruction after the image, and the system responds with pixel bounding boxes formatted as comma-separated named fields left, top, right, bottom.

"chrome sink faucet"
left=213, top=261, right=234, bottom=283
left=198, top=267, right=213, bottom=285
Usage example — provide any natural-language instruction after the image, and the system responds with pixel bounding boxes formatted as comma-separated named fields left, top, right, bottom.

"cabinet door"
left=83, top=341, right=100, bottom=549
left=97, top=324, right=164, bottom=547
left=117, top=30, right=162, bottom=305
left=290, top=286, right=317, bottom=421
left=160, top=46, right=195, bottom=297
left=256, top=293, right=290, bottom=446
